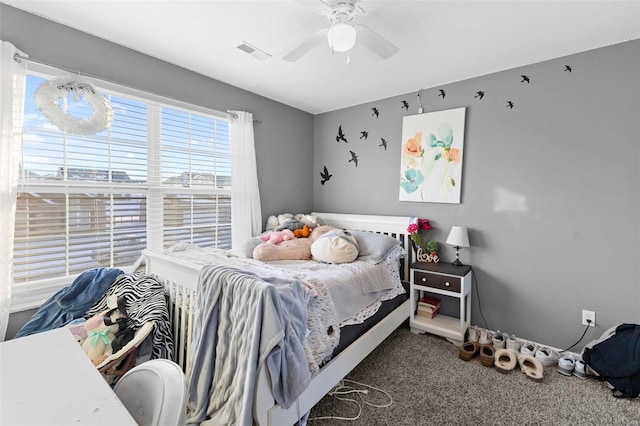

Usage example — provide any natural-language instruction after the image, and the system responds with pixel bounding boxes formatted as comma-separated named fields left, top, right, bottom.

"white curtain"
left=0, top=42, right=27, bottom=341
left=229, top=111, right=262, bottom=249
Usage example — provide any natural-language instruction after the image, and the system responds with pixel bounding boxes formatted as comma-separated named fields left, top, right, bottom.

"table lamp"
left=446, top=226, right=470, bottom=266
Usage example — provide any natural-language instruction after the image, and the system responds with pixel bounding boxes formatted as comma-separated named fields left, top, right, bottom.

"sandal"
left=494, top=349, right=517, bottom=373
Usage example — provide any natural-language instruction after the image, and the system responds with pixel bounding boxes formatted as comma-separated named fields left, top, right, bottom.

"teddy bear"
left=81, top=303, right=129, bottom=366
left=276, top=218, right=305, bottom=232
left=266, top=213, right=294, bottom=231
left=294, top=214, right=322, bottom=229
left=259, top=228, right=295, bottom=244
left=293, top=224, right=312, bottom=238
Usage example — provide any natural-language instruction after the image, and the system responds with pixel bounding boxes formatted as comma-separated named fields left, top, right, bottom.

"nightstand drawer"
left=414, top=271, right=461, bottom=293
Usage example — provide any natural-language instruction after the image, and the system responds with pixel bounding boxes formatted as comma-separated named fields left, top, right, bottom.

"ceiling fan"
left=283, top=0, right=399, bottom=61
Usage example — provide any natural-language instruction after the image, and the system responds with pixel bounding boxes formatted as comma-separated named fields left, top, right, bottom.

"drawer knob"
left=421, top=277, right=427, bottom=283
left=445, top=282, right=450, bottom=287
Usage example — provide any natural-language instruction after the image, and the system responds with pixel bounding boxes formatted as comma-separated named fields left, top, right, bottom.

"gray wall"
left=0, top=4, right=314, bottom=221
left=313, top=39, right=640, bottom=350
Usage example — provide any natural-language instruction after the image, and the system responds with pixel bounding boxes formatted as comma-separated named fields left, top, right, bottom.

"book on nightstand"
left=416, top=306, right=439, bottom=319
left=416, top=296, right=441, bottom=319
left=418, top=296, right=441, bottom=310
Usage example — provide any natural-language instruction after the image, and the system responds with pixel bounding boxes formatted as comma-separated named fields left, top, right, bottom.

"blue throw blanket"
left=187, top=265, right=310, bottom=425
left=15, top=268, right=123, bottom=338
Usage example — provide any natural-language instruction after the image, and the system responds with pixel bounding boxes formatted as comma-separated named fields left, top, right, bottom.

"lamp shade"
left=446, top=226, right=470, bottom=248
left=327, top=23, right=357, bottom=52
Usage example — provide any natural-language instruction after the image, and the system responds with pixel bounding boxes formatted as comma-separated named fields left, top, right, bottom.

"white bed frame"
left=142, top=212, right=417, bottom=425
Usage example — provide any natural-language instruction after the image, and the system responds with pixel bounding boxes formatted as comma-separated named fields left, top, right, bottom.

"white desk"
left=0, top=327, right=137, bottom=425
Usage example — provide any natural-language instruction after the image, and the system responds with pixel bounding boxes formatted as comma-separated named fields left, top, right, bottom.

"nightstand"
left=409, top=261, right=472, bottom=344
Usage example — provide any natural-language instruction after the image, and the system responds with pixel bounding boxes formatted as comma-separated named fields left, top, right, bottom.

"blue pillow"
left=350, top=230, right=400, bottom=264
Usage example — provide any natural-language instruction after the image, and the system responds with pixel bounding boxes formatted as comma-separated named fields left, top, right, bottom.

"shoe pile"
left=458, top=326, right=564, bottom=382
left=458, top=327, right=506, bottom=369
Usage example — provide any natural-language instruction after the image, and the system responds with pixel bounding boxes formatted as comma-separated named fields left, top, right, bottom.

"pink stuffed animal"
left=259, top=229, right=295, bottom=244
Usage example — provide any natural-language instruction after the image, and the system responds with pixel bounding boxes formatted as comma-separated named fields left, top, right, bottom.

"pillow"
left=237, top=237, right=264, bottom=258
left=311, top=229, right=359, bottom=264
left=350, top=230, right=401, bottom=264
left=253, top=239, right=312, bottom=261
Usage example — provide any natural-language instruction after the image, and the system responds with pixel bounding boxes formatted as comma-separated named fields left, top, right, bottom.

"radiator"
left=153, top=274, right=196, bottom=377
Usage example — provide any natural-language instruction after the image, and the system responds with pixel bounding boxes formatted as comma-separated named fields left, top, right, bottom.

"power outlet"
left=582, top=310, right=596, bottom=327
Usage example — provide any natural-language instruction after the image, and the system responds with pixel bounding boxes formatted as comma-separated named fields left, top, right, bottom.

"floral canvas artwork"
left=399, top=107, right=466, bottom=203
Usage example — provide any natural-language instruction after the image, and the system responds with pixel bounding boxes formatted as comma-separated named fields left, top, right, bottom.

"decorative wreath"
left=34, top=76, right=114, bottom=135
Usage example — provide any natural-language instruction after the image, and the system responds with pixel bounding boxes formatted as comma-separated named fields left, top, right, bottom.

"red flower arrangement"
left=407, top=218, right=434, bottom=253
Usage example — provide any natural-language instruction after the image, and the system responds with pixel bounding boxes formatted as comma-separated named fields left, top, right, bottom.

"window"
left=15, top=69, right=231, bottom=288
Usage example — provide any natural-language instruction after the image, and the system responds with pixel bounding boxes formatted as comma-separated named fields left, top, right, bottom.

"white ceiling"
left=5, top=0, right=640, bottom=114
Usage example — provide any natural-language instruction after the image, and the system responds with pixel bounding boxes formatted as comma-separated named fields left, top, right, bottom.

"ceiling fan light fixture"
left=327, top=23, right=357, bottom=52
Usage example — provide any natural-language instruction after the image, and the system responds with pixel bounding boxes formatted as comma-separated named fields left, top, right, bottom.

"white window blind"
left=15, top=70, right=230, bottom=287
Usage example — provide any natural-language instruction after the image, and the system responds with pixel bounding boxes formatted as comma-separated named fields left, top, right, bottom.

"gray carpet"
left=308, top=326, right=640, bottom=425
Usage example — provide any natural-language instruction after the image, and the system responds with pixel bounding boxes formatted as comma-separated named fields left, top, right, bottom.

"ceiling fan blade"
left=355, top=24, right=399, bottom=59
left=283, top=29, right=328, bottom=61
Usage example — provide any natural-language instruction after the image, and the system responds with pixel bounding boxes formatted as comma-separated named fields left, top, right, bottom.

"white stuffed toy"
left=82, top=314, right=121, bottom=366
left=311, top=229, right=359, bottom=264
left=81, top=301, right=128, bottom=366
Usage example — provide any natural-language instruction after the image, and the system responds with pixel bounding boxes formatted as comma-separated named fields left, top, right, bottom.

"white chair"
left=114, top=358, right=187, bottom=426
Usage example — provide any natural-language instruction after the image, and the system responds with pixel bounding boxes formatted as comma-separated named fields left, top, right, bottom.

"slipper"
left=518, top=353, right=544, bottom=382
left=494, top=349, right=517, bottom=373
left=479, top=344, right=495, bottom=367
left=458, top=342, right=480, bottom=361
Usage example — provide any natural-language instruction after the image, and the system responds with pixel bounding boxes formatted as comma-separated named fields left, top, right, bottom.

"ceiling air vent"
left=237, top=42, right=271, bottom=61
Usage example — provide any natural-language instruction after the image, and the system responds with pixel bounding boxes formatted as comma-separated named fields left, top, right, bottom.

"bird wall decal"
left=401, top=100, right=409, bottom=110
left=348, top=150, right=359, bottom=167
left=474, top=91, right=485, bottom=100
left=379, top=138, right=387, bottom=150
left=320, top=166, right=332, bottom=185
left=507, top=101, right=514, bottom=109
left=360, top=131, right=369, bottom=140
left=336, top=125, right=348, bottom=143
left=371, top=107, right=379, bottom=118
left=521, top=75, right=530, bottom=83
left=564, top=65, right=572, bottom=72
left=439, top=89, right=446, bottom=99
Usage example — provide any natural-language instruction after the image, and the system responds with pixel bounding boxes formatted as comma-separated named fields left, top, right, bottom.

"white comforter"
left=165, top=243, right=406, bottom=326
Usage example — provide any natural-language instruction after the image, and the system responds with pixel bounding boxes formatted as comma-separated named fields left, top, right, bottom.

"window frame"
left=11, top=63, right=231, bottom=312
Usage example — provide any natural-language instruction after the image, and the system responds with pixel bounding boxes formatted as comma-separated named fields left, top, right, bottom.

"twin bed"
left=141, top=212, right=417, bottom=425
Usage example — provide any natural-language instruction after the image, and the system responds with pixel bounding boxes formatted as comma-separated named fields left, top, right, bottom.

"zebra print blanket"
left=85, top=273, right=173, bottom=360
